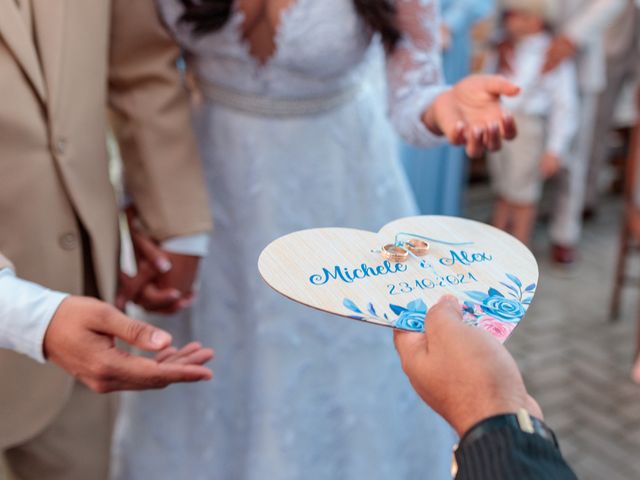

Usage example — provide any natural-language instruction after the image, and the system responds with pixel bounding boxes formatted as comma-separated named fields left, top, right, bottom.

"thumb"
left=484, top=75, right=520, bottom=98
left=102, top=308, right=172, bottom=352
left=425, top=295, right=464, bottom=339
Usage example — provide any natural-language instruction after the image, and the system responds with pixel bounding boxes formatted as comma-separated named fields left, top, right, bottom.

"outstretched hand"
left=394, top=295, right=541, bottom=437
left=44, top=296, right=214, bottom=393
left=423, top=74, right=520, bottom=158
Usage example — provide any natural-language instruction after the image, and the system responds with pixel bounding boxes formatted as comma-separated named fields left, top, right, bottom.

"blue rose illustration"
left=481, top=296, right=526, bottom=322
left=394, top=299, right=427, bottom=332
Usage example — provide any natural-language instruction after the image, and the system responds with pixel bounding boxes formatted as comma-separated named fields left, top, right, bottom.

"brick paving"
left=466, top=185, right=640, bottom=480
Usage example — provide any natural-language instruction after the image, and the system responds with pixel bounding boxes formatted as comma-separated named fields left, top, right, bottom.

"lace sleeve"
left=386, top=0, right=448, bottom=147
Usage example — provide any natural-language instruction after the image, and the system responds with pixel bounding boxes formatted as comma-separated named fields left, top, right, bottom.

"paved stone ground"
left=466, top=185, right=640, bottom=480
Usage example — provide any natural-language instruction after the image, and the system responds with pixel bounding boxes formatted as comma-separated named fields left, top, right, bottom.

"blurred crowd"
left=408, top=0, right=640, bottom=269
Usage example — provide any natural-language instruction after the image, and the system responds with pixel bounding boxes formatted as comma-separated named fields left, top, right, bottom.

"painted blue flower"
left=481, top=296, right=526, bottom=322
left=394, top=299, right=427, bottom=332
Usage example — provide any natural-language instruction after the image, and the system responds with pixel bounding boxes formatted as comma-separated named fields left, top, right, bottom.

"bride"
left=112, top=0, right=518, bottom=478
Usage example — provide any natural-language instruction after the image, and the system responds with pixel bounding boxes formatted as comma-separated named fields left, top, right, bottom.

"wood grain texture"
left=259, top=216, right=538, bottom=338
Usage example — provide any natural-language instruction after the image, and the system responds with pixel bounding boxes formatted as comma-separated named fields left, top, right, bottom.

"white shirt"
left=557, top=0, right=627, bottom=93
left=489, top=33, right=579, bottom=160
left=0, top=234, right=207, bottom=363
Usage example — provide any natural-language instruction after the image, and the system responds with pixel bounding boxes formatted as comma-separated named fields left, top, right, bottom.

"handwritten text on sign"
left=309, top=249, right=494, bottom=298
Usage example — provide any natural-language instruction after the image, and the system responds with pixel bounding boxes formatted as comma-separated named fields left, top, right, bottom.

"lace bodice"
left=156, top=0, right=447, bottom=146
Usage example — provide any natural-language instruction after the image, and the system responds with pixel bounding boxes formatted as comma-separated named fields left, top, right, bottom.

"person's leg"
left=550, top=94, right=599, bottom=260
left=584, top=59, right=632, bottom=211
left=492, top=197, right=511, bottom=232
left=4, top=381, right=115, bottom=480
left=510, top=202, right=537, bottom=245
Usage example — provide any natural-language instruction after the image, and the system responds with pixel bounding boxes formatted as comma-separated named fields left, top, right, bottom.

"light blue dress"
left=402, top=0, right=495, bottom=215
left=111, top=1, right=458, bottom=479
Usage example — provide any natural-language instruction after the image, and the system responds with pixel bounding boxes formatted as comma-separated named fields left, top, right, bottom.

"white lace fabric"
left=112, top=2, right=456, bottom=479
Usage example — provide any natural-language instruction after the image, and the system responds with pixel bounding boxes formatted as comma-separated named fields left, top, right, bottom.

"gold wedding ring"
left=406, top=239, right=430, bottom=256
left=381, top=244, right=409, bottom=263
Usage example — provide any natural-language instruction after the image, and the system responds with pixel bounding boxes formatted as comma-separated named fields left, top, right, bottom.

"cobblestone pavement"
left=466, top=186, right=640, bottom=480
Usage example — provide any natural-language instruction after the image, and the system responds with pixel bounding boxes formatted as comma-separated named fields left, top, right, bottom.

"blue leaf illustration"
left=367, top=303, right=377, bottom=317
left=525, top=283, right=537, bottom=292
left=390, top=304, right=408, bottom=316
left=522, top=297, right=533, bottom=305
left=466, top=291, right=489, bottom=302
left=506, top=273, right=522, bottom=288
left=407, top=299, right=427, bottom=313
left=500, top=282, right=520, bottom=294
left=343, top=299, right=362, bottom=314
left=383, top=313, right=389, bottom=320
left=488, top=288, right=504, bottom=298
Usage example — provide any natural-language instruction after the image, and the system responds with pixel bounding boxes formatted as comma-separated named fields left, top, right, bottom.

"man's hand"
left=394, top=295, right=541, bottom=437
left=117, top=208, right=201, bottom=314
left=542, top=35, right=578, bottom=74
left=423, top=75, right=520, bottom=158
left=44, top=296, right=214, bottom=393
left=540, top=152, right=561, bottom=179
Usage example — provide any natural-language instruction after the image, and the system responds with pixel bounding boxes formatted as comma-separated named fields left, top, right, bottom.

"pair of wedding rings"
left=381, top=239, right=430, bottom=263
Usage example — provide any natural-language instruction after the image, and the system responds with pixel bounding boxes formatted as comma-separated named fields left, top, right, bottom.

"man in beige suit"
left=0, top=0, right=214, bottom=479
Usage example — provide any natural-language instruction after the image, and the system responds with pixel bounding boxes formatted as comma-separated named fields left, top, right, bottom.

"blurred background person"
left=542, top=0, right=627, bottom=266
left=112, top=1, right=520, bottom=479
left=488, top=0, right=578, bottom=245
left=583, top=0, right=640, bottom=216
left=402, top=0, right=495, bottom=216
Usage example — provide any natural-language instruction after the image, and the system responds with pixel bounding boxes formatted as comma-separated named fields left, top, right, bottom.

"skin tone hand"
left=423, top=75, right=520, bottom=159
left=117, top=208, right=200, bottom=314
left=542, top=35, right=578, bottom=74
left=540, top=152, right=561, bottom=179
left=44, top=296, right=214, bottom=393
left=497, top=39, right=514, bottom=75
left=394, top=295, right=542, bottom=437
left=440, top=24, right=452, bottom=51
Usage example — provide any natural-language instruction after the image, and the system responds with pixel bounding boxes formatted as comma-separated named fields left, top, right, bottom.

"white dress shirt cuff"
left=0, top=269, right=69, bottom=363
left=161, top=233, right=210, bottom=257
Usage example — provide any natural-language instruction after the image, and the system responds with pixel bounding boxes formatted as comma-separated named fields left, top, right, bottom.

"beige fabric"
left=500, top=0, right=557, bottom=23
left=489, top=113, right=546, bottom=204
left=4, top=382, right=116, bottom=480
left=0, top=0, right=211, bottom=450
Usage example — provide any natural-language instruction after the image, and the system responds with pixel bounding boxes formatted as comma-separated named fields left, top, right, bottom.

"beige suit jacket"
left=0, top=0, right=212, bottom=448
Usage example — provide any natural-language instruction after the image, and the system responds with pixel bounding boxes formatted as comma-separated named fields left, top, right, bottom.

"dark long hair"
left=179, top=0, right=401, bottom=50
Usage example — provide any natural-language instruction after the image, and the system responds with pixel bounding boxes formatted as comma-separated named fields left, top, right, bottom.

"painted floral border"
left=343, top=274, right=535, bottom=342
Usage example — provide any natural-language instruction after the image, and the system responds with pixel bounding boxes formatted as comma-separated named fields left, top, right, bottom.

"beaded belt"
left=198, top=81, right=361, bottom=118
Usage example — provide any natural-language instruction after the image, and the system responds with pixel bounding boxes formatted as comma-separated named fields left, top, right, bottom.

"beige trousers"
left=4, top=382, right=116, bottom=480
left=1, top=230, right=116, bottom=480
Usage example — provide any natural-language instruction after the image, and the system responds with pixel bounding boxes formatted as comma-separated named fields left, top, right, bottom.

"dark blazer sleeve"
left=455, top=423, right=578, bottom=480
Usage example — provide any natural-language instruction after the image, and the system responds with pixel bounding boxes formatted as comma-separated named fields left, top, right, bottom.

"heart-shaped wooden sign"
left=258, top=216, right=538, bottom=343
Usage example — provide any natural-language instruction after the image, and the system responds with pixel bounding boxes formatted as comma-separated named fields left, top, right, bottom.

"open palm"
left=423, top=74, right=520, bottom=158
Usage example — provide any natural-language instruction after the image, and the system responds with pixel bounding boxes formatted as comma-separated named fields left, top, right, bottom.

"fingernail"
left=473, top=127, right=483, bottom=139
left=169, top=289, right=182, bottom=300
left=439, top=295, right=459, bottom=306
left=156, top=258, right=172, bottom=273
left=151, top=330, right=171, bottom=347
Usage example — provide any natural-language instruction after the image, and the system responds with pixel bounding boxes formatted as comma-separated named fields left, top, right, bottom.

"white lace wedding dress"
left=112, top=1, right=457, bottom=478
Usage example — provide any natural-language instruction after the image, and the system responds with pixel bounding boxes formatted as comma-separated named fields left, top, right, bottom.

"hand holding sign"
left=258, top=216, right=538, bottom=343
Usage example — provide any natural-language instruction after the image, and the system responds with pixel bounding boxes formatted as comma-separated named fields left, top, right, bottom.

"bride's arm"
left=386, top=0, right=520, bottom=158
left=385, top=0, right=447, bottom=148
